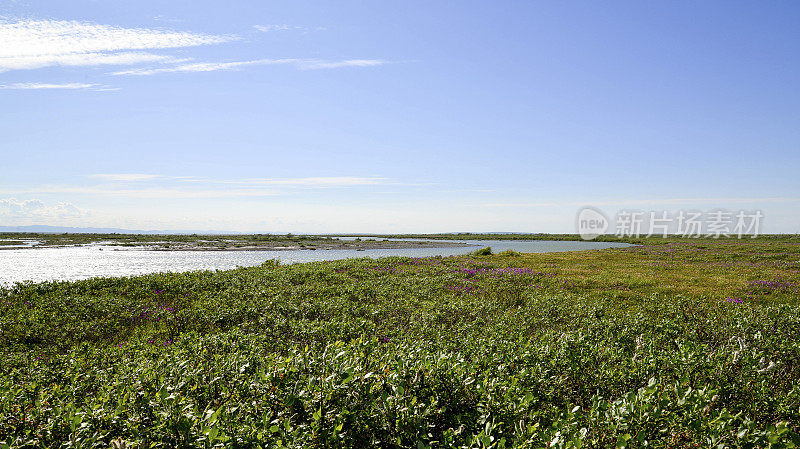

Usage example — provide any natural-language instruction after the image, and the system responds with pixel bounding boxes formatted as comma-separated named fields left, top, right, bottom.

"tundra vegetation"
left=1, top=236, right=799, bottom=447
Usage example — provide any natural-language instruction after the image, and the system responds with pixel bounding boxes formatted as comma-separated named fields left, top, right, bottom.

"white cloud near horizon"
left=0, top=186, right=280, bottom=199
left=0, top=198, right=86, bottom=220
left=86, top=174, right=387, bottom=187
left=112, top=58, right=388, bottom=75
left=0, top=175, right=389, bottom=200
left=482, top=197, right=800, bottom=208
left=0, top=19, right=234, bottom=72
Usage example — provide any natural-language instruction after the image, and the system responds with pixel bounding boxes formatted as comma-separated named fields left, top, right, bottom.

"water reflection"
left=0, top=239, right=631, bottom=285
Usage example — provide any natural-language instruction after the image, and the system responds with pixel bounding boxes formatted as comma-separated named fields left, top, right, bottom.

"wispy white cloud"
left=587, top=197, right=800, bottom=206
left=0, top=82, right=100, bottom=90
left=0, top=19, right=235, bottom=72
left=234, top=176, right=388, bottom=187
left=111, top=59, right=276, bottom=75
left=300, top=59, right=386, bottom=69
left=153, top=15, right=184, bottom=24
left=112, top=58, right=388, bottom=75
left=106, top=174, right=383, bottom=186
left=252, top=24, right=325, bottom=33
left=87, top=174, right=386, bottom=187
left=482, top=197, right=800, bottom=208
left=1, top=186, right=279, bottom=199
left=89, top=173, right=162, bottom=181
left=0, top=18, right=387, bottom=82
left=481, top=202, right=559, bottom=208
left=0, top=51, right=183, bottom=72
left=253, top=24, right=293, bottom=32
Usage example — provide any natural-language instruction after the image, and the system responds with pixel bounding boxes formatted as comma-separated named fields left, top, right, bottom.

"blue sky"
left=1, top=1, right=798, bottom=233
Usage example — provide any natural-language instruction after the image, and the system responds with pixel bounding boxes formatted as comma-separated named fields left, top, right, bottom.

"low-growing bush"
left=1, top=240, right=799, bottom=447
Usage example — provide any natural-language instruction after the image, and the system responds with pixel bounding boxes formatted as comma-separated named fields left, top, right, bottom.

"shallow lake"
left=0, top=239, right=631, bottom=285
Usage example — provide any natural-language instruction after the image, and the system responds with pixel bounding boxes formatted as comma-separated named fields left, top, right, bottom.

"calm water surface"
left=0, top=239, right=631, bottom=285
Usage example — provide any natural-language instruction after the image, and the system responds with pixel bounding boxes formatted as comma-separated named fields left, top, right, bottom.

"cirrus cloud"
left=0, top=18, right=235, bottom=72
left=0, top=82, right=98, bottom=90
left=0, top=18, right=391, bottom=86
left=111, top=58, right=388, bottom=75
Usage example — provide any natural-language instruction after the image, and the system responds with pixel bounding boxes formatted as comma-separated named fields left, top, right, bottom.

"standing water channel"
left=0, top=238, right=631, bottom=285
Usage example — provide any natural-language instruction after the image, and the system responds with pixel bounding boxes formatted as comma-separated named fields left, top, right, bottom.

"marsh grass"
left=0, top=238, right=798, bottom=447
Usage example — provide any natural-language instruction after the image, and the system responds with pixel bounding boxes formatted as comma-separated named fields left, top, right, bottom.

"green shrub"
left=498, top=249, right=522, bottom=257
left=472, top=246, right=493, bottom=256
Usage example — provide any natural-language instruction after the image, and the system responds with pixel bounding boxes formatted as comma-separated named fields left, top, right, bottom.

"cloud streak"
left=0, top=186, right=279, bottom=199
left=89, top=173, right=162, bottom=181
left=111, top=58, right=388, bottom=75
left=0, top=82, right=101, bottom=90
left=482, top=197, right=800, bottom=208
left=0, top=19, right=234, bottom=72
left=87, top=174, right=387, bottom=186
left=300, top=59, right=386, bottom=69
left=235, top=177, right=388, bottom=187
left=253, top=24, right=294, bottom=32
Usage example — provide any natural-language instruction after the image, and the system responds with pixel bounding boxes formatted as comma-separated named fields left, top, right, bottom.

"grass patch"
left=1, top=238, right=799, bottom=447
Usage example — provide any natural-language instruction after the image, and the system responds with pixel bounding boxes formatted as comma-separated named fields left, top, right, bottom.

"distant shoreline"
left=0, top=234, right=473, bottom=252
left=113, top=240, right=475, bottom=252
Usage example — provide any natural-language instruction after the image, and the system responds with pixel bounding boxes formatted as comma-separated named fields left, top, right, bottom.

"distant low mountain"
left=0, top=225, right=236, bottom=235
